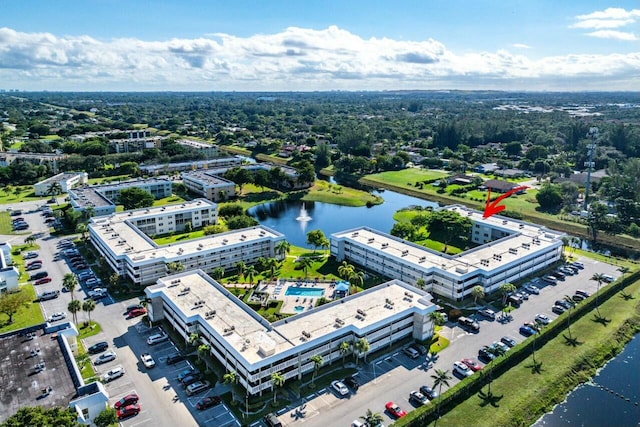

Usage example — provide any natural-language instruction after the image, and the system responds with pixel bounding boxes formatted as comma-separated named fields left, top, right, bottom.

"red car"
left=385, top=401, right=407, bottom=418
left=128, top=308, right=147, bottom=318
left=461, top=358, right=483, bottom=372
left=116, top=403, right=140, bottom=419
left=196, top=396, right=222, bottom=410
left=114, top=393, right=139, bottom=410
left=35, top=277, right=52, bottom=285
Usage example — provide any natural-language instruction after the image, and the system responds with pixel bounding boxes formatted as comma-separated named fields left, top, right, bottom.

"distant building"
left=181, top=170, right=236, bottom=202
left=446, top=174, right=476, bottom=185
left=474, top=163, right=500, bottom=174
left=480, top=179, right=520, bottom=193
left=177, top=139, right=219, bottom=158
left=69, top=382, right=110, bottom=426
left=0, top=242, right=20, bottom=292
left=139, top=157, right=243, bottom=175
left=494, top=169, right=527, bottom=179
left=34, top=172, right=88, bottom=196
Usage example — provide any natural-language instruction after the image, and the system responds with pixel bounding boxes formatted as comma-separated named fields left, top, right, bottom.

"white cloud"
left=575, top=7, right=640, bottom=21
left=570, top=18, right=635, bottom=29
left=511, top=43, right=532, bottom=49
left=0, top=26, right=638, bottom=91
left=586, top=30, right=639, bottom=41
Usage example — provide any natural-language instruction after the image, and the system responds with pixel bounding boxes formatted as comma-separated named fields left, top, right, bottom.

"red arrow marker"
left=483, top=185, right=529, bottom=219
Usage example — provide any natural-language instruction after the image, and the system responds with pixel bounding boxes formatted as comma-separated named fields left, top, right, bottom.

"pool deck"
left=264, top=280, right=337, bottom=315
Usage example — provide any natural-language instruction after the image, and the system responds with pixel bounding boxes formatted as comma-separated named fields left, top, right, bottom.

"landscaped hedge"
left=395, top=270, right=640, bottom=426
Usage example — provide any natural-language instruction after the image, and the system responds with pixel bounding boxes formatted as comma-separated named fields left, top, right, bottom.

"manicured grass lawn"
left=435, top=278, right=640, bottom=427
left=86, top=174, right=133, bottom=185
left=0, top=187, right=46, bottom=206
left=153, top=195, right=187, bottom=206
left=221, top=145, right=252, bottom=156
left=222, top=184, right=285, bottom=210
left=154, top=229, right=207, bottom=245
left=392, top=209, right=468, bottom=255
left=0, top=284, right=44, bottom=333
left=365, top=168, right=449, bottom=186
left=301, top=180, right=382, bottom=207
left=78, top=321, right=102, bottom=339
left=0, top=211, right=16, bottom=234
left=43, top=134, right=62, bottom=140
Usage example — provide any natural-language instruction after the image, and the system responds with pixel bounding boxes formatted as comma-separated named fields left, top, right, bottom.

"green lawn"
left=301, top=180, right=383, bottom=207
left=86, top=174, right=133, bottom=185
left=12, top=243, right=42, bottom=282
left=0, top=284, right=45, bottom=333
left=43, top=134, right=62, bottom=140
left=152, top=195, right=187, bottom=206
left=0, top=211, right=16, bottom=234
left=433, top=278, right=640, bottom=427
left=392, top=209, right=469, bottom=255
left=78, top=321, right=102, bottom=339
left=0, top=187, right=46, bottom=206
left=154, top=229, right=207, bottom=245
left=365, top=169, right=449, bottom=187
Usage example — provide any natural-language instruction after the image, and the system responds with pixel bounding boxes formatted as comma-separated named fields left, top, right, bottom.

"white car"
left=102, top=366, right=125, bottom=382
left=88, top=288, right=108, bottom=299
left=147, top=332, right=169, bottom=345
left=453, top=361, right=473, bottom=377
left=49, top=312, right=66, bottom=322
left=95, top=351, right=117, bottom=365
left=524, top=284, right=540, bottom=295
left=331, top=380, right=349, bottom=396
left=22, top=251, right=39, bottom=260
left=140, top=353, right=156, bottom=368
left=535, top=314, right=551, bottom=325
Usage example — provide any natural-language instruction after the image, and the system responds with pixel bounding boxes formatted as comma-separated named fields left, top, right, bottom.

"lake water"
left=534, top=333, right=640, bottom=427
left=248, top=190, right=438, bottom=247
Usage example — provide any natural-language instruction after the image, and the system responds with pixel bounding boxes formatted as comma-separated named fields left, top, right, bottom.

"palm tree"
left=360, top=409, right=384, bottom=427
left=354, top=337, right=370, bottom=364
left=266, top=258, right=280, bottom=279
left=498, top=283, right=516, bottom=317
left=76, top=223, right=88, bottom=240
left=485, top=346, right=506, bottom=397
left=471, top=285, right=485, bottom=304
left=82, top=299, right=96, bottom=327
left=618, top=266, right=630, bottom=278
left=63, top=273, right=78, bottom=301
left=271, top=371, right=285, bottom=404
left=167, top=261, right=184, bottom=274
left=223, top=371, right=238, bottom=402
left=245, top=265, right=257, bottom=285
left=564, top=295, right=575, bottom=341
left=82, top=206, right=95, bottom=221
left=297, top=257, right=313, bottom=278
left=275, top=240, right=290, bottom=258
left=68, top=299, right=81, bottom=325
left=188, top=333, right=200, bottom=349
left=339, top=341, right=351, bottom=366
left=431, top=369, right=452, bottom=427
left=235, top=261, right=246, bottom=280
left=415, top=278, right=426, bottom=290
left=24, top=234, right=36, bottom=247
left=310, top=354, right=323, bottom=386
left=212, top=267, right=225, bottom=280
left=349, top=270, right=365, bottom=289
left=338, top=261, right=355, bottom=279
left=46, top=181, right=63, bottom=205
left=591, top=273, right=605, bottom=316
left=197, top=343, right=210, bottom=363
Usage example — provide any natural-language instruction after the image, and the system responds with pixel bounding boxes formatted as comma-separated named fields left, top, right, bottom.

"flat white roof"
left=89, top=199, right=281, bottom=263
left=147, top=271, right=435, bottom=365
left=332, top=205, right=563, bottom=276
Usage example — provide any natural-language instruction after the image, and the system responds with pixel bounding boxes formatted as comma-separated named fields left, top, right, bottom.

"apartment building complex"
left=145, top=271, right=436, bottom=395
left=331, top=205, right=564, bottom=301
left=181, top=171, right=236, bottom=201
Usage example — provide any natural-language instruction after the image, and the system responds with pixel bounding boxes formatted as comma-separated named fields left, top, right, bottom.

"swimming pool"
left=285, top=286, right=325, bottom=297
left=294, top=305, right=305, bottom=313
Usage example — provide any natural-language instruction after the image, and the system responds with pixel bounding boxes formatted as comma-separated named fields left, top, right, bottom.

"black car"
left=177, top=367, right=197, bottom=382
left=555, top=300, right=573, bottom=310
left=500, top=336, right=517, bottom=348
left=419, top=385, right=439, bottom=400
left=181, top=373, right=204, bottom=387
left=166, top=353, right=186, bottom=365
left=30, top=271, right=49, bottom=281
left=88, top=341, right=109, bottom=354
left=344, top=375, right=360, bottom=390
left=478, top=346, right=496, bottom=362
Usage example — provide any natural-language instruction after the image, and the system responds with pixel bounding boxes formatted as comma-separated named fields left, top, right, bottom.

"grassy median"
left=418, top=278, right=640, bottom=427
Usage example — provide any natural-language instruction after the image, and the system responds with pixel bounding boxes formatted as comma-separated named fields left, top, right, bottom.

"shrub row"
left=396, top=270, right=640, bottom=426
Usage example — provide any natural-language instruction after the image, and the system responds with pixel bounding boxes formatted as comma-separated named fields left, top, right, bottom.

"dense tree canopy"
left=1, top=406, right=79, bottom=427
left=118, top=187, right=155, bottom=210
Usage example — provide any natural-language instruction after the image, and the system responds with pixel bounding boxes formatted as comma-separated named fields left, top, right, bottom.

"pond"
left=248, top=189, right=438, bottom=248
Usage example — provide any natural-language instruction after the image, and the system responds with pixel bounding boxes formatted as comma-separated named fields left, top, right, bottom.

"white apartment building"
left=145, top=271, right=436, bottom=395
left=89, top=200, right=285, bottom=285
left=34, top=172, right=88, bottom=196
left=138, top=157, right=243, bottom=175
left=331, top=205, right=565, bottom=301
left=69, top=178, right=173, bottom=216
left=177, top=139, right=219, bottom=158
left=181, top=171, right=236, bottom=202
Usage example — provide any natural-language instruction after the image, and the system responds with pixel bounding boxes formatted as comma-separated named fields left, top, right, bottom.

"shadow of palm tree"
left=563, top=334, right=583, bottom=347
left=592, top=313, right=611, bottom=326
left=619, top=292, right=635, bottom=301
left=477, top=389, right=503, bottom=408
left=525, top=360, right=544, bottom=374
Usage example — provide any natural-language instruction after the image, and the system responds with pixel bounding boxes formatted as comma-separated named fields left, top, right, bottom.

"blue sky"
left=1, top=0, right=638, bottom=91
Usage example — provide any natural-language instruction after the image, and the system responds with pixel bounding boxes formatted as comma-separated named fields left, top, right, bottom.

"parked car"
left=177, top=367, right=197, bottom=382
left=453, top=361, right=474, bottom=377
left=524, top=284, right=540, bottom=295
left=166, top=353, right=186, bottom=365
left=515, top=292, right=529, bottom=300
left=147, top=332, right=169, bottom=345
left=116, top=403, right=140, bottom=419
left=87, top=341, right=109, bottom=354
left=126, top=304, right=144, bottom=313
left=552, top=305, right=566, bottom=315
left=461, top=358, right=483, bottom=371
left=181, top=373, right=204, bottom=387
left=344, top=375, right=360, bottom=390
left=553, top=271, right=566, bottom=280
left=114, top=393, right=139, bottom=409
left=519, top=325, right=537, bottom=337
left=602, top=274, right=615, bottom=283
left=102, top=366, right=125, bottom=382
left=331, top=380, right=350, bottom=396
left=491, top=341, right=510, bottom=353
left=88, top=288, right=108, bottom=299
left=555, top=299, right=573, bottom=310
left=572, top=294, right=586, bottom=303
left=458, top=316, right=480, bottom=332
left=478, top=308, right=496, bottom=320
left=35, top=277, right=52, bottom=285
left=571, top=261, right=584, bottom=269
left=419, top=385, right=439, bottom=400
left=38, top=290, right=59, bottom=301
left=48, top=312, right=66, bottom=322
left=95, top=351, right=117, bottom=365
left=559, top=267, right=575, bottom=275
left=22, top=251, right=39, bottom=259
left=575, top=289, right=591, bottom=298
left=500, top=336, right=517, bottom=348
left=264, top=413, right=283, bottom=427
left=409, top=390, right=429, bottom=405
left=140, top=353, right=156, bottom=368
left=478, top=346, right=496, bottom=362
left=129, top=308, right=147, bottom=318
left=26, top=263, right=42, bottom=271
left=507, top=295, right=522, bottom=306
left=185, top=381, right=210, bottom=396
left=30, top=271, right=49, bottom=281
left=542, top=276, right=558, bottom=285
left=403, top=346, right=420, bottom=359
left=196, top=396, right=222, bottom=410
left=385, top=401, right=407, bottom=418
left=535, top=314, right=551, bottom=325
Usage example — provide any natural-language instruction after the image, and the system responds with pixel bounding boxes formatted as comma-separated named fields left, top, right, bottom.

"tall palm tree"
left=471, top=285, right=485, bottom=304
left=82, top=299, right=96, bottom=326
left=275, top=240, right=291, bottom=258
left=564, top=295, right=575, bottom=341
left=76, top=223, right=88, bottom=240
left=297, top=257, right=313, bottom=278
left=245, top=265, right=257, bottom=285
left=63, top=273, right=78, bottom=301
left=266, top=258, right=280, bottom=279
left=349, top=270, right=365, bottom=289
left=498, top=282, right=516, bottom=318
left=188, top=332, right=200, bottom=349
left=355, top=337, right=370, bottom=364
left=271, top=372, right=285, bottom=403
left=235, top=261, right=246, bottom=280
left=485, top=346, right=506, bottom=397
left=590, top=273, right=605, bottom=316
left=212, top=267, right=225, bottom=280
left=338, top=261, right=355, bottom=279
left=24, top=234, right=36, bottom=247
left=618, top=266, right=630, bottom=278
left=68, top=299, right=81, bottom=325
left=431, top=369, right=452, bottom=427
left=46, top=181, right=63, bottom=205
left=197, top=343, right=210, bottom=363
left=339, top=341, right=351, bottom=366
left=167, top=261, right=184, bottom=274
left=360, top=409, right=384, bottom=427
left=223, top=371, right=238, bottom=402
left=310, top=354, right=323, bottom=386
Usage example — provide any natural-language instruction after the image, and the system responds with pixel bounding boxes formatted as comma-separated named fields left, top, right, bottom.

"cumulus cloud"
left=511, top=43, right=532, bottom=49
left=586, top=30, right=639, bottom=41
left=0, top=26, right=638, bottom=91
left=570, top=8, right=640, bottom=40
